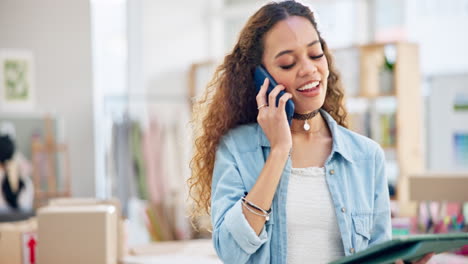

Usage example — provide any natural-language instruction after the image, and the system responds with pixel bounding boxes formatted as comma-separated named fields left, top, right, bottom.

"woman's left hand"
left=395, top=252, right=435, bottom=264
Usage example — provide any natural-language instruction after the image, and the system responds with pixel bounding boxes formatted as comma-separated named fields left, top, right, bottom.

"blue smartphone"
left=254, top=65, right=295, bottom=125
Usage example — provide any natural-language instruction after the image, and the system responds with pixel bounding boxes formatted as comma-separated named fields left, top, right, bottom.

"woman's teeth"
left=297, top=81, right=320, bottom=91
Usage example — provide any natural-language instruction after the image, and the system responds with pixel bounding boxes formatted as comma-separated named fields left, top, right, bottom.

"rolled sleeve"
left=211, top=135, right=269, bottom=263
left=224, top=199, right=268, bottom=253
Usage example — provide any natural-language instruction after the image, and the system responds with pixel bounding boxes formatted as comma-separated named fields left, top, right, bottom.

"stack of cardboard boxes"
left=0, top=219, right=37, bottom=264
left=0, top=198, right=126, bottom=264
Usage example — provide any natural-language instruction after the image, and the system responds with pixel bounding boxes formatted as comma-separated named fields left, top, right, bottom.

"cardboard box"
left=47, top=198, right=126, bottom=261
left=0, top=219, right=37, bottom=264
left=48, top=198, right=122, bottom=214
left=37, top=205, right=117, bottom=264
left=409, top=173, right=468, bottom=202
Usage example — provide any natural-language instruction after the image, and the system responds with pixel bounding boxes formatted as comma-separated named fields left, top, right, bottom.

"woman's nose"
left=298, top=58, right=318, bottom=77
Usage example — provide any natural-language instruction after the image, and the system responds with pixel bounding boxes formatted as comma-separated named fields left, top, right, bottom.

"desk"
left=123, top=239, right=221, bottom=264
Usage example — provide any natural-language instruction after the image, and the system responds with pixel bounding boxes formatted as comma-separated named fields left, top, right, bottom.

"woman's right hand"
left=256, top=78, right=293, bottom=152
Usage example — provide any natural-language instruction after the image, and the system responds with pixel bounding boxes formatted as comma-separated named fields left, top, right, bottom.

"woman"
left=189, top=1, right=433, bottom=263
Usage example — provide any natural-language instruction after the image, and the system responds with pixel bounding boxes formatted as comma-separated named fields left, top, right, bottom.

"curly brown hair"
left=188, top=0, right=348, bottom=218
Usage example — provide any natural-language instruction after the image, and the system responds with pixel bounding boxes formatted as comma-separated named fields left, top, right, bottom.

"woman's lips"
left=297, top=83, right=321, bottom=97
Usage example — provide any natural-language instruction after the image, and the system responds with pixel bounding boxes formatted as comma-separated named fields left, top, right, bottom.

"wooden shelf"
left=348, top=93, right=397, bottom=99
left=342, top=42, right=424, bottom=204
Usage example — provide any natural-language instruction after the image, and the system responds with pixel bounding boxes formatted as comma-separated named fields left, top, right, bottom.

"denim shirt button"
left=330, top=169, right=335, bottom=175
left=341, top=207, right=346, bottom=213
left=349, top=248, right=355, bottom=254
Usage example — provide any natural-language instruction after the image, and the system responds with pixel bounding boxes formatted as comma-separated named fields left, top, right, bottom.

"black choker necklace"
left=292, top=109, right=320, bottom=131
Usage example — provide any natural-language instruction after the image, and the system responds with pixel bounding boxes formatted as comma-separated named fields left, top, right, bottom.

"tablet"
left=329, top=233, right=468, bottom=264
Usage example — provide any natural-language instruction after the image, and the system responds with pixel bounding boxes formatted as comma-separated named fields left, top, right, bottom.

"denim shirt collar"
left=256, top=109, right=355, bottom=164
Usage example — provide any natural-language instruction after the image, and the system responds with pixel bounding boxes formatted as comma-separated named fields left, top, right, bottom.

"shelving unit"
left=343, top=42, right=425, bottom=204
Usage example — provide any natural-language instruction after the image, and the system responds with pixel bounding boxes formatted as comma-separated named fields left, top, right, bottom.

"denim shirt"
left=211, top=110, right=391, bottom=264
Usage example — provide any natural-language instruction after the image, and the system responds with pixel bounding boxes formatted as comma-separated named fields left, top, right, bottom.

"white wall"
left=0, top=0, right=95, bottom=197
left=405, top=0, right=468, bottom=75
left=427, top=74, right=468, bottom=171
left=139, top=0, right=210, bottom=96
left=372, top=0, right=468, bottom=75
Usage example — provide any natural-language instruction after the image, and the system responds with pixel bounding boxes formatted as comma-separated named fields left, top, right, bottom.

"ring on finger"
left=257, top=104, right=268, bottom=110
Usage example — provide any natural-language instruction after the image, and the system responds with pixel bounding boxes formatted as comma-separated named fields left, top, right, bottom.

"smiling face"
left=262, top=16, right=329, bottom=114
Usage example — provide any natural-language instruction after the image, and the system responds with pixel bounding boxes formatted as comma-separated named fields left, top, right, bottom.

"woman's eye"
left=310, top=54, right=324, bottom=60
left=280, top=63, right=295, bottom=70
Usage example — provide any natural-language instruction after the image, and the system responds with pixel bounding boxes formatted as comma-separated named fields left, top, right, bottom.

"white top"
left=286, top=167, right=345, bottom=263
